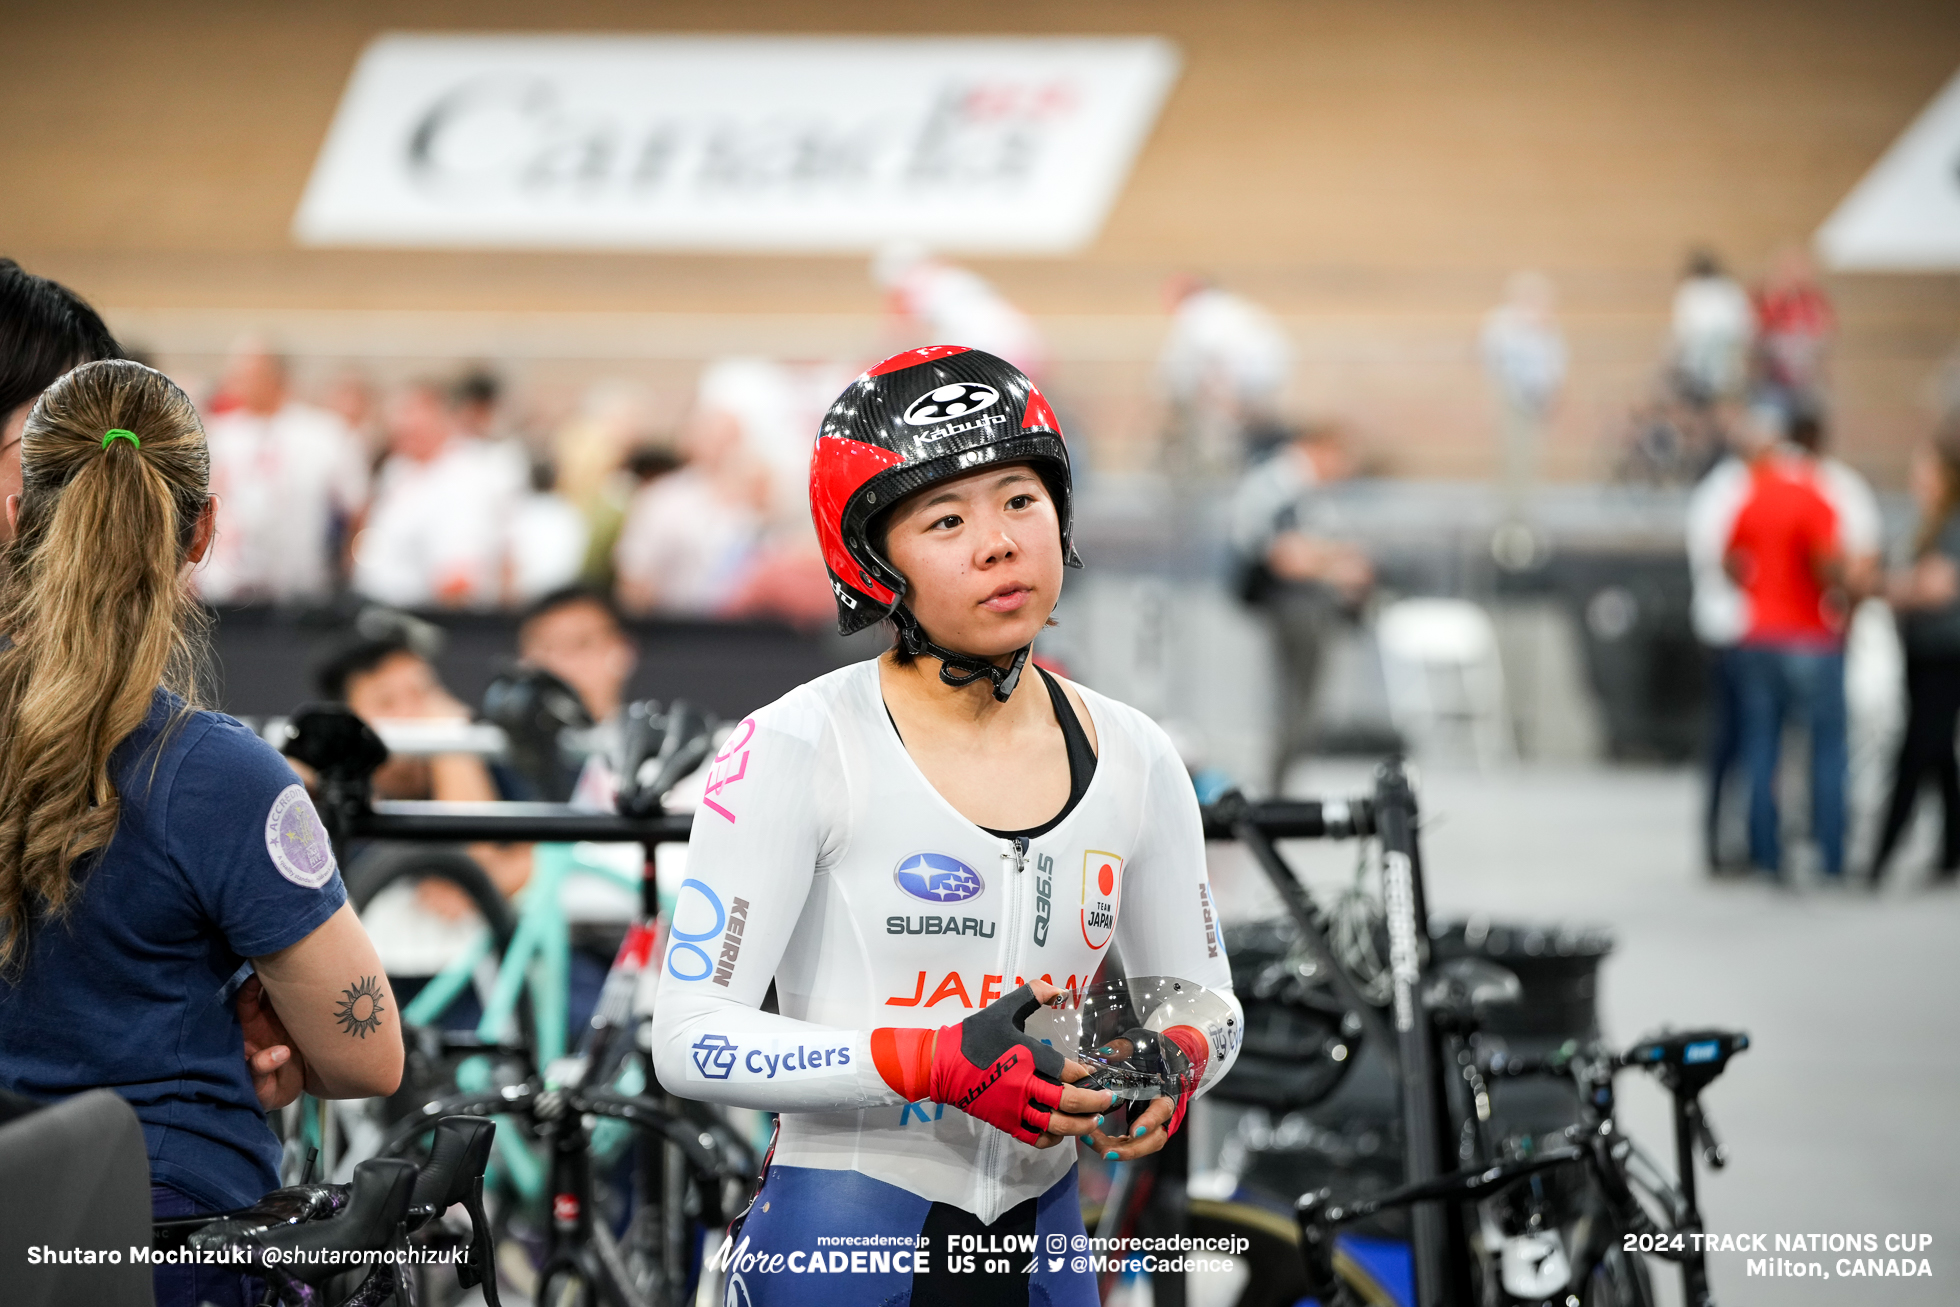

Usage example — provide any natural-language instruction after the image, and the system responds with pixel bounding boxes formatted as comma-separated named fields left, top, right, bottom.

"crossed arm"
left=238, top=902, right=404, bottom=1108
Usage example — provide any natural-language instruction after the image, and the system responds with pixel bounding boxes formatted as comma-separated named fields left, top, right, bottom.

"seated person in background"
left=511, top=588, right=648, bottom=980
left=516, top=584, right=643, bottom=809
left=352, top=380, right=525, bottom=610
left=518, top=585, right=638, bottom=734
left=316, top=635, right=532, bottom=905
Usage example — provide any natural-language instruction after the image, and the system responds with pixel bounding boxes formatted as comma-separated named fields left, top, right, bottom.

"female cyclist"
left=653, top=347, right=1240, bottom=1306
left=0, top=360, right=402, bottom=1307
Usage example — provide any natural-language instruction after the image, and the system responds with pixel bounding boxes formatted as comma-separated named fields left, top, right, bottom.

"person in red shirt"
left=1724, top=442, right=1851, bottom=878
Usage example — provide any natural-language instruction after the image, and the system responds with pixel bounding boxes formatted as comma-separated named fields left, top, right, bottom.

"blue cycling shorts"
left=717, top=1162, right=1098, bottom=1307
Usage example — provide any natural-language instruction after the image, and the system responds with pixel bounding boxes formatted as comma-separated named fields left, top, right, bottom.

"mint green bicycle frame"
left=306, top=841, right=657, bottom=1200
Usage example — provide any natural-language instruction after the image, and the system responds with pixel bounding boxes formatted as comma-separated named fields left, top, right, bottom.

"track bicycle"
left=1295, top=1030, right=1749, bottom=1307
left=1192, top=762, right=1751, bottom=1307
left=282, top=701, right=757, bottom=1307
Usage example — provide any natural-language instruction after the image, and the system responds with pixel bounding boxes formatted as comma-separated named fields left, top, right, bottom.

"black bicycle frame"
left=1204, top=759, right=1460, bottom=1307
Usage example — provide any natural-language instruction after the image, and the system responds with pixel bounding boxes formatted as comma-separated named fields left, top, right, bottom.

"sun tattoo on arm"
left=334, top=975, right=387, bottom=1039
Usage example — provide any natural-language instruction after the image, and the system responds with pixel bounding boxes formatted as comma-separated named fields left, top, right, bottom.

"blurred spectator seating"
left=1752, top=245, right=1835, bottom=422
left=198, top=338, right=368, bottom=605
left=613, top=406, right=764, bottom=617
left=354, top=380, right=527, bottom=609
left=1670, top=249, right=1755, bottom=407
left=506, top=460, right=590, bottom=606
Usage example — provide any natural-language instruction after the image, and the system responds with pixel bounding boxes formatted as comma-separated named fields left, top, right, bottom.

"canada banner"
left=294, top=34, right=1180, bottom=254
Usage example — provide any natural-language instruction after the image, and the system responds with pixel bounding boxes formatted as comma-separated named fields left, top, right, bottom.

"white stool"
left=1375, top=598, right=1515, bottom=769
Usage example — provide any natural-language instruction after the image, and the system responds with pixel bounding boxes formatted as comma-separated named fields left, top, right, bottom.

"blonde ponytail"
left=0, top=359, right=210, bottom=973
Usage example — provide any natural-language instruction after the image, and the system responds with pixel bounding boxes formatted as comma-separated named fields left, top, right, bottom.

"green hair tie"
left=102, top=429, right=140, bottom=450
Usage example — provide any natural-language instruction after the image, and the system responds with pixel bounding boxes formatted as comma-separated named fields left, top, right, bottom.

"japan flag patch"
left=1080, top=851, right=1124, bottom=950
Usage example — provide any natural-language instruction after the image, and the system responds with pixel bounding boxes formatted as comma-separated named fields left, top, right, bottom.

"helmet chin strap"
left=892, top=606, right=1032, bottom=703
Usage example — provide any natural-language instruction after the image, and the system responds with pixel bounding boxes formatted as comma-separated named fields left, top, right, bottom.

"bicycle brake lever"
left=456, top=1164, right=501, bottom=1305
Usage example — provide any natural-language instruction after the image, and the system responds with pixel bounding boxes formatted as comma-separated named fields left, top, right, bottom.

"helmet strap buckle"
left=893, top=607, right=1031, bottom=703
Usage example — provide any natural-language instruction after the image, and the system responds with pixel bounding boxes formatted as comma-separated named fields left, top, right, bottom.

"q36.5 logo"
left=894, top=852, right=985, bottom=904
left=903, top=382, right=1000, bottom=426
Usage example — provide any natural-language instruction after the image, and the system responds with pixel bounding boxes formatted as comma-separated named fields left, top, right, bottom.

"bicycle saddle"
left=254, top=1157, right=418, bottom=1285
left=1622, top=1028, right=1749, bottom=1094
left=616, top=699, right=717, bottom=816
left=1423, top=956, right=1522, bottom=1024
left=282, top=702, right=389, bottom=784
left=481, top=665, right=593, bottom=801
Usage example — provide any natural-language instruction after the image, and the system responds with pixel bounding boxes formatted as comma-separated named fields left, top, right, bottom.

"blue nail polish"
left=1104, top=1151, right=1119, bottom=1160
left=1134, top=1125, right=1148, bottom=1137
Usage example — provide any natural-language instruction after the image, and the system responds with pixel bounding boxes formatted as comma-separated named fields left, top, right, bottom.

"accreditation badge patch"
left=1080, top=850, right=1124, bottom=950
left=266, top=783, right=337, bottom=888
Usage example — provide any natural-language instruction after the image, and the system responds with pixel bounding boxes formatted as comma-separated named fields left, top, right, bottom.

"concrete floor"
left=1206, top=759, right=1960, bottom=1307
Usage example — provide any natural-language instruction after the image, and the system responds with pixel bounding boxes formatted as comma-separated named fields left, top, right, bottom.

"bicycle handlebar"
left=1199, top=793, right=1377, bottom=841
left=337, top=794, right=1360, bottom=847
left=245, top=1157, right=417, bottom=1285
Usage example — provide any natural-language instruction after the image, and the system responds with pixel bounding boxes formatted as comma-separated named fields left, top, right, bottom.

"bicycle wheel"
left=344, top=842, right=520, bottom=955
left=535, top=1261, right=597, bottom=1307
left=1584, top=1242, right=1656, bottom=1307
left=1074, top=1195, right=1396, bottom=1307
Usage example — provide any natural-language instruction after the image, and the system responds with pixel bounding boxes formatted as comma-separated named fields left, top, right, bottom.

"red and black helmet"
left=810, top=345, right=1081, bottom=637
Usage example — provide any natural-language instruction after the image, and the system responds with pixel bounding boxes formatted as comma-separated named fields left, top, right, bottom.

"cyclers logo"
left=690, top=1033, right=740, bottom=1080
left=903, top=382, right=1000, bottom=426
left=683, top=1032, right=860, bottom=1083
left=1031, top=853, right=1054, bottom=947
left=894, top=852, right=986, bottom=904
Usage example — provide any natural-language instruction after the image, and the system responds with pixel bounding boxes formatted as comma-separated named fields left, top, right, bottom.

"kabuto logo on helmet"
left=903, top=382, right=1001, bottom=426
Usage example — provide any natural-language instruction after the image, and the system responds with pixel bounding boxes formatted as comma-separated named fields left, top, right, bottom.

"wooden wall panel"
left=3, top=0, right=1957, bottom=481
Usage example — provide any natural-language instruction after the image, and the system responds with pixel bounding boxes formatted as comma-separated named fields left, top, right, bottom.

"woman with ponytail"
left=0, top=360, right=401, bottom=1307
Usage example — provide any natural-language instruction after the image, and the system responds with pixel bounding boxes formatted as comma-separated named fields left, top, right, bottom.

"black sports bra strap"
left=1037, top=666, right=1099, bottom=786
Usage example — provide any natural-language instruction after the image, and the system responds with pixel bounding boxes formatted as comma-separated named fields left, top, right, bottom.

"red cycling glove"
left=871, top=984, right=1069, bottom=1145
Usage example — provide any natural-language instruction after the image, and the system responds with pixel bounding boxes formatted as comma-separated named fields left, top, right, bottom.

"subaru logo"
left=903, top=382, right=1000, bottom=426
left=690, top=1033, right=739, bottom=1080
left=894, top=852, right=986, bottom=904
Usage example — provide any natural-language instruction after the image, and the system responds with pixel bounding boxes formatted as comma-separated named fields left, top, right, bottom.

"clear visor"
left=1023, top=976, right=1241, bottom=1102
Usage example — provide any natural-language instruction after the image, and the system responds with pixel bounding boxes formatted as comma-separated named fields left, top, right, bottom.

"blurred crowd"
left=1615, top=245, right=1839, bottom=486
left=10, top=240, right=1960, bottom=885
left=179, top=245, right=1317, bottom=626
left=189, top=343, right=850, bottom=627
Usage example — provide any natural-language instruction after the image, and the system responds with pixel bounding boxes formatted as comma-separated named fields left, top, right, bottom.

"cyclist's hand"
left=1088, top=1022, right=1206, bottom=1157
left=871, top=978, right=1114, bottom=1146
left=237, top=975, right=308, bottom=1111
left=1033, top=1054, right=1113, bottom=1149
left=1089, top=1095, right=1175, bottom=1161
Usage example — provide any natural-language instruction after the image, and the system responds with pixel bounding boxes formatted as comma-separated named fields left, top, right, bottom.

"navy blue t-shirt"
left=0, top=691, right=346, bottom=1212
